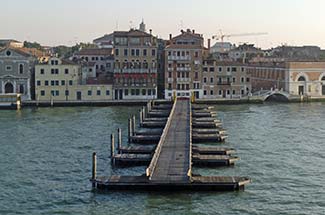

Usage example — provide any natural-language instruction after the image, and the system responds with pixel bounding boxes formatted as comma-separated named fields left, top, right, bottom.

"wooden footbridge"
left=91, top=98, right=251, bottom=191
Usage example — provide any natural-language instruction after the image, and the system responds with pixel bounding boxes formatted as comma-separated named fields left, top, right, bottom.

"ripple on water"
left=1, top=104, right=325, bottom=215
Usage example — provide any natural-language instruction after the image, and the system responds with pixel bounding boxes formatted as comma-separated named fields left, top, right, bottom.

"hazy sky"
left=1, top=0, right=325, bottom=48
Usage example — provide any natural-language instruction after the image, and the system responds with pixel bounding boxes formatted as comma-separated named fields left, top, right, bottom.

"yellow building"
left=35, top=57, right=113, bottom=101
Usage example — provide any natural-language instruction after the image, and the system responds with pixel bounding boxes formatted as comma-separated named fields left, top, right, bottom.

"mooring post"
left=117, top=128, right=122, bottom=151
left=139, top=109, right=143, bottom=126
left=128, top=118, right=131, bottom=143
left=111, top=134, right=115, bottom=166
left=142, top=106, right=146, bottom=121
left=92, top=152, right=97, bottom=188
left=132, top=115, right=136, bottom=136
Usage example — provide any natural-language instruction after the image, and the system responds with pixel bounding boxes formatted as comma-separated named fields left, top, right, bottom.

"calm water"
left=0, top=103, right=325, bottom=215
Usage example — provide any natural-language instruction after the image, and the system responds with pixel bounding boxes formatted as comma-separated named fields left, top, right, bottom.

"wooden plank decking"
left=149, top=99, right=191, bottom=182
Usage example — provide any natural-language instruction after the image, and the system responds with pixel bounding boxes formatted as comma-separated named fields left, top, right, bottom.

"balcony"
left=217, top=82, right=232, bottom=86
left=167, top=78, right=173, bottom=83
left=176, top=67, right=191, bottom=71
left=167, top=56, right=191, bottom=61
left=114, top=68, right=157, bottom=73
left=177, top=78, right=191, bottom=82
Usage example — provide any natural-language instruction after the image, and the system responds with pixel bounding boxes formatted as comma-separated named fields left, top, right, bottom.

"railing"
left=146, top=97, right=178, bottom=178
left=167, top=56, right=191, bottom=61
left=177, top=78, right=191, bottom=82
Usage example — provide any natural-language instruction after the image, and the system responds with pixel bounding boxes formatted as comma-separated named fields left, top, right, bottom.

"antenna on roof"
left=179, top=20, right=184, bottom=31
left=115, top=20, right=119, bottom=30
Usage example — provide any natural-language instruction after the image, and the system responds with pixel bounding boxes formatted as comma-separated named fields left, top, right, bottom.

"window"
left=36, top=80, right=41, bottom=86
left=233, top=90, right=236, bottom=95
left=131, top=89, right=135, bottom=95
left=97, top=90, right=101, bottom=96
left=203, top=77, right=207, bottom=83
left=210, top=90, right=214, bottom=95
left=241, top=67, right=245, bottom=72
left=153, top=89, right=156, bottom=95
left=65, top=69, right=69, bottom=74
left=232, top=67, right=237, bottom=72
left=194, top=51, right=199, bottom=57
left=152, top=49, right=156, bottom=56
left=210, top=77, right=214, bottom=83
left=143, top=49, right=147, bottom=56
left=148, top=89, right=152, bottom=95
left=69, top=80, right=73, bottom=85
left=227, top=67, right=230, bottom=72
left=241, top=89, right=245, bottom=95
left=246, top=77, right=250, bottom=82
left=219, top=90, right=222, bottom=95
left=5, top=65, right=12, bottom=71
left=298, top=76, right=306, bottom=81
left=88, top=90, right=92, bottom=96
left=40, top=69, right=45, bottom=74
left=124, top=89, right=129, bottom=96
left=124, top=49, right=128, bottom=56
left=136, top=49, right=140, bottom=56
left=51, top=80, right=55, bottom=86
left=209, top=67, right=215, bottom=72
left=40, top=90, right=45, bottom=96
left=135, top=89, right=140, bottom=95
left=241, top=77, right=245, bottom=83
left=55, top=80, right=59, bottom=86
left=61, top=80, right=65, bottom=86
left=227, top=90, right=230, bottom=95
left=65, top=90, right=69, bottom=96
left=19, top=64, right=24, bottom=74
left=131, top=49, right=135, bottom=56
left=142, top=89, right=146, bottom=95
left=6, top=50, right=11, bottom=56
left=233, top=77, right=236, bottom=83
left=106, top=90, right=110, bottom=96
left=204, top=90, right=207, bottom=96
left=115, top=49, right=119, bottom=56
left=203, top=67, right=208, bottom=72
left=45, top=81, right=49, bottom=86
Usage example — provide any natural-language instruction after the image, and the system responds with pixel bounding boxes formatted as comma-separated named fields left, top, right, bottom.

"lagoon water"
left=0, top=103, right=324, bottom=215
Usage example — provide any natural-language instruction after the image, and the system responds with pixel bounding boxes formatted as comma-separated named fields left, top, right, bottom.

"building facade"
left=73, top=48, right=114, bottom=75
left=35, top=57, right=113, bottom=101
left=286, top=61, right=325, bottom=97
left=164, top=29, right=205, bottom=99
left=202, top=60, right=251, bottom=98
left=113, top=29, right=158, bottom=100
left=0, top=47, right=35, bottom=100
left=247, top=63, right=286, bottom=92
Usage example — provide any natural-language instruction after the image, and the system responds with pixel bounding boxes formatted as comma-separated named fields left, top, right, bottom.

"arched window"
left=298, top=76, right=306, bottom=82
left=19, top=64, right=24, bottom=74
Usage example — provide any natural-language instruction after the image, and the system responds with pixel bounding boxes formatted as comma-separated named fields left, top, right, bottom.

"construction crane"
left=212, top=30, right=268, bottom=52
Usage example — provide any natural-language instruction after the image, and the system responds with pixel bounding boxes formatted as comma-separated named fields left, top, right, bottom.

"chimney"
left=192, top=29, right=195, bottom=34
left=208, top=39, right=211, bottom=50
left=169, top=34, right=172, bottom=40
left=149, top=29, right=152, bottom=35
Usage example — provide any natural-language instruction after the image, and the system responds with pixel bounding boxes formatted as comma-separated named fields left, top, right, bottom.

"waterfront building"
left=73, top=48, right=114, bottom=75
left=0, top=47, right=37, bottom=100
left=202, top=60, right=252, bottom=98
left=35, top=57, right=113, bottom=101
left=113, top=28, right=158, bottom=100
left=164, top=29, right=206, bottom=99
left=93, top=33, right=114, bottom=49
left=247, top=61, right=325, bottom=97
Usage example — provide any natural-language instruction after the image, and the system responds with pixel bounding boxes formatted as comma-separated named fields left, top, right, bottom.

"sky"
left=1, top=0, right=325, bottom=49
